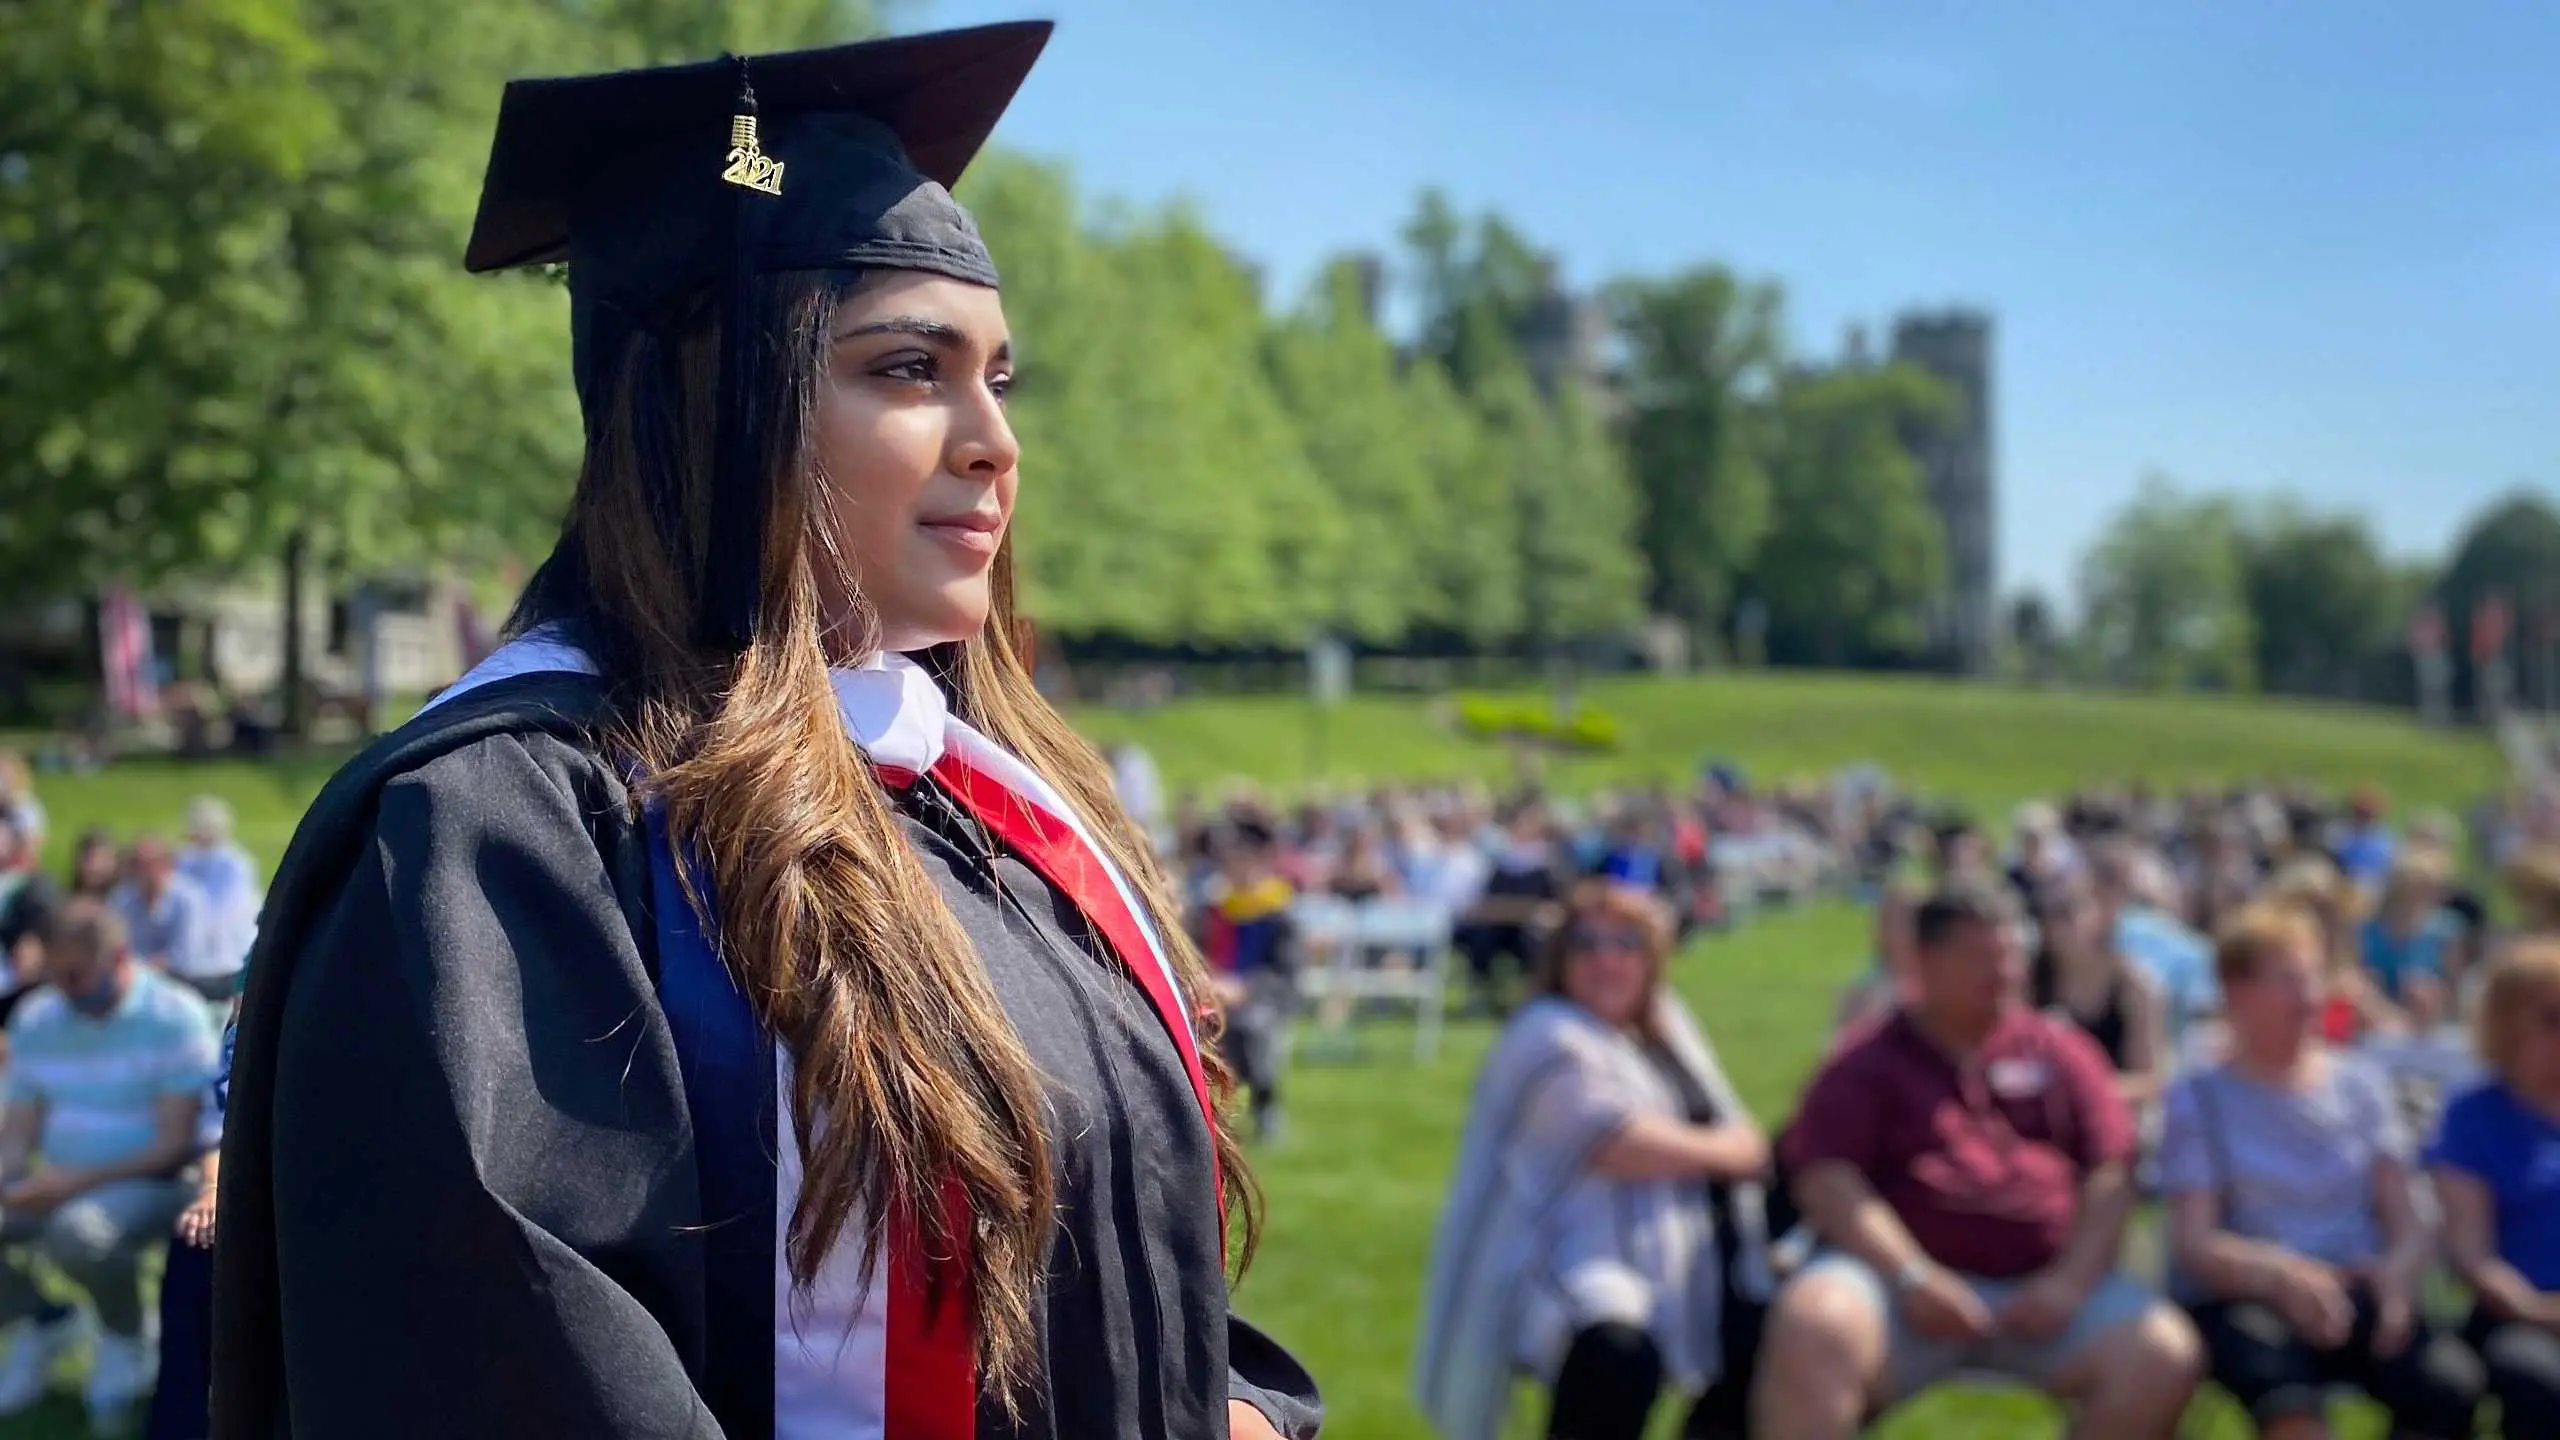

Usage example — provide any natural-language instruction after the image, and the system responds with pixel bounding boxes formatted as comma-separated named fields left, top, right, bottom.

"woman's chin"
left=874, top=590, right=991, bottom=654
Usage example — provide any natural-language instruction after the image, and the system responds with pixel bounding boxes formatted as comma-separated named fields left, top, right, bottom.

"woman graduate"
left=211, top=22, right=1319, bottom=1440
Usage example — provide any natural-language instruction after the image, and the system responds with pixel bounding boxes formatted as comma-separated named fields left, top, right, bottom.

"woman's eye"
left=875, top=354, right=938, bottom=385
left=988, top=371, right=1014, bottom=403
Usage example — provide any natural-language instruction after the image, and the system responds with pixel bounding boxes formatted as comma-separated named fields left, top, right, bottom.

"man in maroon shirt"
left=1754, top=882, right=2202, bottom=1438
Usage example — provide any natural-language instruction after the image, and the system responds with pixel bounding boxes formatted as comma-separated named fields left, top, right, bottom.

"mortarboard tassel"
left=703, top=59, right=779, bottom=649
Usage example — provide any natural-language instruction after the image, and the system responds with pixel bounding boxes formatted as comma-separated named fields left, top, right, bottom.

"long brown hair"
left=510, top=270, right=1254, bottom=1400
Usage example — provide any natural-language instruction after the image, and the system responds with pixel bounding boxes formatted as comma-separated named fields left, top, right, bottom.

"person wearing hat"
left=211, top=23, right=1317, bottom=1440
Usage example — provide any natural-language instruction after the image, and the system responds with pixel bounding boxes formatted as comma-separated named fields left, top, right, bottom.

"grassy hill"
left=1078, top=670, right=2505, bottom=819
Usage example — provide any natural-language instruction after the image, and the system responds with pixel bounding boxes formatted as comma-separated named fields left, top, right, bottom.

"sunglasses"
left=1569, top=928, right=1650, bottom=956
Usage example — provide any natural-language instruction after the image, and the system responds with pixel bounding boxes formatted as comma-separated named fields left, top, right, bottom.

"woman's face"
left=812, top=272, right=1019, bottom=654
left=1562, top=917, right=1654, bottom=1029
left=75, top=842, right=119, bottom=888
left=2038, top=884, right=2108, bottom=963
left=2228, top=936, right=2326, bottom=1061
left=2388, top=875, right=2444, bottom=922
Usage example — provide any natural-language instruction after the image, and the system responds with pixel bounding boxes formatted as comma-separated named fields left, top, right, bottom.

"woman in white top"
left=1418, top=881, right=1774, bottom=1440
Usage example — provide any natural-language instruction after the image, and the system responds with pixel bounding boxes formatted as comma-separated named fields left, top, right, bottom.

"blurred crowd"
left=1161, top=761, right=1883, bottom=975
left=6, top=730, right=2560, bottom=1438
left=0, top=756, right=257, bottom=1438
left=1400, top=769, right=2560, bottom=1440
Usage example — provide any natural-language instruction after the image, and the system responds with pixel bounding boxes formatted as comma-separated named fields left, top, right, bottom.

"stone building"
left=195, top=574, right=474, bottom=698
left=1889, top=310, right=1998, bottom=676
left=0, top=575, right=476, bottom=702
left=1518, top=278, right=1618, bottom=419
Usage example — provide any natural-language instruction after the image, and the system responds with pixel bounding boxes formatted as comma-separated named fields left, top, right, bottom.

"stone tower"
left=1890, top=310, right=1997, bottom=676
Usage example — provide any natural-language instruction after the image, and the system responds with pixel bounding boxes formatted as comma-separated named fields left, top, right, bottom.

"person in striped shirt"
left=0, top=898, right=218, bottom=1427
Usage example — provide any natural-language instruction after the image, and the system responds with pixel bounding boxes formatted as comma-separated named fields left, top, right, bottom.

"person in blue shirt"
left=1595, top=811, right=1666, bottom=893
left=176, top=796, right=262, bottom=982
left=2093, top=843, right=2219, bottom=1032
left=2360, top=851, right=2461, bottom=1027
left=109, top=834, right=230, bottom=1003
left=2427, top=940, right=2560, bottom=1437
left=2334, top=789, right=2398, bottom=894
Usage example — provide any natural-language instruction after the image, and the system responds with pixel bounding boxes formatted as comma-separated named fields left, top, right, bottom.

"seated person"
left=1328, top=824, right=1401, bottom=905
left=2427, top=939, right=2560, bottom=1438
left=2358, top=849, right=2460, bottom=1030
left=1417, top=883, right=1774, bottom=1440
left=2333, top=789, right=2398, bottom=893
left=2266, top=857, right=2391, bottom=1046
left=2505, top=844, right=2560, bottom=943
left=1201, top=818, right=1299, bottom=1142
left=1455, top=806, right=1568, bottom=1014
left=0, top=815, right=61, bottom=1029
left=1930, top=818, right=1994, bottom=888
left=0, top=900, right=218, bottom=1428
left=2095, top=840, right=2220, bottom=1034
left=175, top=797, right=263, bottom=982
left=1830, top=880, right=1921, bottom=1047
left=2029, top=874, right=2169, bottom=1108
left=1593, top=813, right=1666, bottom=894
left=110, top=833, right=231, bottom=1003
left=67, top=827, right=122, bottom=903
left=1398, top=812, right=1490, bottom=923
left=2161, top=899, right=2484, bottom=1440
left=1757, top=882, right=2202, bottom=1440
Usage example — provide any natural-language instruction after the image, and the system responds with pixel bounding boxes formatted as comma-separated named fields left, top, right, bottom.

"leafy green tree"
left=1610, top=267, right=1785, bottom=648
left=1402, top=190, right=1557, bottom=396
left=1750, top=363, right=1951, bottom=667
left=1263, top=260, right=1442, bottom=644
left=1468, top=367, right=1642, bottom=651
left=0, top=0, right=876, bottom=730
left=1533, top=384, right=1647, bottom=641
left=2077, top=476, right=2257, bottom=692
left=2236, top=499, right=2403, bottom=700
left=2435, top=490, right=2560, bottom=716
left=1400, top=194, right=1642, bottom=651
left=971, top=160, right=1341, bottom=647
left=1400, top=359, right=1523, bottom=646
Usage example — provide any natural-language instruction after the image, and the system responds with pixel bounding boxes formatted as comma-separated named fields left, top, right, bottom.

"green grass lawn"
left=1077, top=670, right=2506, bottom=822
left=0, top=672, right=2491, bottom=1437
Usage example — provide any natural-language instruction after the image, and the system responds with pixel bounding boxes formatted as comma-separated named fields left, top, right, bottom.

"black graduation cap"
left=463, top=21, right=1053, bottom=649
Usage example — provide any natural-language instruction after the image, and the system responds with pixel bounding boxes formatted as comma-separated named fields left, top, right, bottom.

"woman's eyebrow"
left=832, top=319, right=1012, bottom=363
left=833, top=316, right=966, bottom=344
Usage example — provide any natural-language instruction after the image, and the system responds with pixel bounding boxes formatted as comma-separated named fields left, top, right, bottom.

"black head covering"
left=464, top=21, right=1051, bottom=648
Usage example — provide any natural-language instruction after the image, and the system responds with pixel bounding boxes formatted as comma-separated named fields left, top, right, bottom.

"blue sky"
left=923, top=0, right=2558, bottom=603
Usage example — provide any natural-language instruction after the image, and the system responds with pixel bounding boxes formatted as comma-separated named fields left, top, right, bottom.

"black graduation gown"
left=211, top=671, right=1320, bottom=1438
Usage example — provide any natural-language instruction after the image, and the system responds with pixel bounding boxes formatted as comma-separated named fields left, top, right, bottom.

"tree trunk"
left=281, top=527, right=310, bottom=741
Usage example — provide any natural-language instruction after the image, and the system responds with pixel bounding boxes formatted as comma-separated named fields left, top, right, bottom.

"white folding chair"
left=1289, top=896, right=1453, bottom=1063
left=1285, top=895, right=1362, bottom=1063
left=1349, top=897, right=1455, bottom=1062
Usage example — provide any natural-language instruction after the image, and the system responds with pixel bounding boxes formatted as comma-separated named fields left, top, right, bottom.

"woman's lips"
left=918, top=514, right=1003, bottom=556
